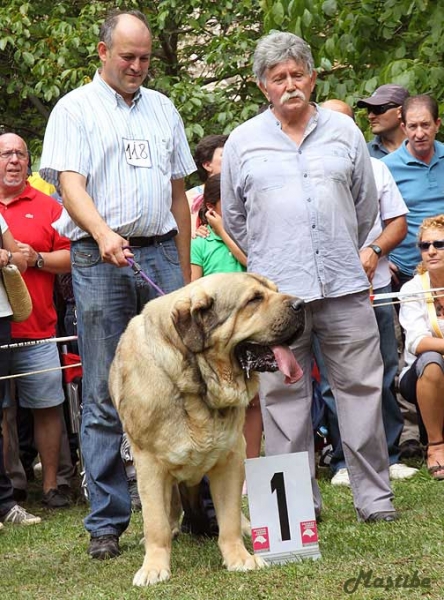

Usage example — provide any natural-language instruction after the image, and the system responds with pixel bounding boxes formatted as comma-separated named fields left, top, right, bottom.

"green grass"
left=1, top=465, right=442, bottom=600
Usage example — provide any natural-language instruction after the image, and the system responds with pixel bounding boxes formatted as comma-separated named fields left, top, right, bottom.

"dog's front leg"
left=131, top=448, right=173, bottom=586
left=208, top=443, right=267, bottom=572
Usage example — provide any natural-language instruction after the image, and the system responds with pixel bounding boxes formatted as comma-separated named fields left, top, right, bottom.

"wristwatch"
left=34, top=253, right=45, bottom=269
left=369, top=244, right=382, bottom=258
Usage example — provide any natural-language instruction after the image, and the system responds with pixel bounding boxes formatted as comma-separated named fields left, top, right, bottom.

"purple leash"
left=123, top=247, right=166, bottom=296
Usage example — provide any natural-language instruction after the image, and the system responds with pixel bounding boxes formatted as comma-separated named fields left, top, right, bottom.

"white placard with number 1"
left=245, top=452, right=321, bottom=564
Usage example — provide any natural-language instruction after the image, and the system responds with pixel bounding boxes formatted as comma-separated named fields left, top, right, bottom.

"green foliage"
left=260, top=0, right=444, bottom=139
left=0, top=0, right=442, bottom=159
left=0, top=0, right=264, bottom=159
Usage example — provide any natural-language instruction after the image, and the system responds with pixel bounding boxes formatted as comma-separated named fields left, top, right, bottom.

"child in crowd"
left=191, top=174, right=263, bottom=476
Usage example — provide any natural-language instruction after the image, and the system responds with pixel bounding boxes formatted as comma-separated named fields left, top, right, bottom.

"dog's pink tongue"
left=272, top=345, right=303, bottom=384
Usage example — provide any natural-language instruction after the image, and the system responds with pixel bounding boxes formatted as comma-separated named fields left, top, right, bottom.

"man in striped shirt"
left=40, top=9, right=196, bottom=559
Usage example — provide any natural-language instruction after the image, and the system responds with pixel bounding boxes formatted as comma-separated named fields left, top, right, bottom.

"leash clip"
left=122, top=245, right=166, bottom=296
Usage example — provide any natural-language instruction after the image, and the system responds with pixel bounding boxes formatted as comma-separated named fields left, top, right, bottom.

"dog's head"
left=171, top=273, right=305, bottom=385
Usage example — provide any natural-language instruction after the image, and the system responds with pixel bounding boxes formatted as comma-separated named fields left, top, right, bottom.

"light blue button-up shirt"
left=221, top=106, right=378, bottom=301
left=40, top=72, right=196, bottom=240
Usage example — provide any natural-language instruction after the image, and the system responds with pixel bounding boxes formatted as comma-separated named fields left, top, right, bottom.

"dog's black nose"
left=290, top=298, right=305, bottom=313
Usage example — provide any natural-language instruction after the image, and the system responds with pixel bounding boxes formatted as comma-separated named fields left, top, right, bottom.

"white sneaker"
left=389, top=463, right=418, bottom=480
left=0, top=521, right=3, bottom=530
left=1, top=505, right=41, bottom=525
left=331, top=468, right=350, bottom=487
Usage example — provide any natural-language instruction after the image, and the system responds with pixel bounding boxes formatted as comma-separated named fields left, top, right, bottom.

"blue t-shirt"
left=382, top=140, right=444, bottom=276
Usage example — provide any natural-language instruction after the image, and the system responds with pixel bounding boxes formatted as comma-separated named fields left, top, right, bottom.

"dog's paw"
left=224, top=548, right=268, bottom=572
left=133, top=566, right=171, bottom=586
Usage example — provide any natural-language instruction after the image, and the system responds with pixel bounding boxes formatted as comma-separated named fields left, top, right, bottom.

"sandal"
left=427, top=440, right=444, bottom=481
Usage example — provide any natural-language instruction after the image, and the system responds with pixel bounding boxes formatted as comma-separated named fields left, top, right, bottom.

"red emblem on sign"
left=300, top=520, right=318, bottom=546
left=252, top=527, right=270, bottom=553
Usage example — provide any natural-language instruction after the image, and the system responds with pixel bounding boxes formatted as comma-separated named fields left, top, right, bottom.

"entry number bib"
left=123, top=138, right=152, bottom=167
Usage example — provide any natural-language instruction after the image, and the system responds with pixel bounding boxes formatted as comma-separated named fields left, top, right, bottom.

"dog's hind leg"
left=131, top=447, right=174, bottom=586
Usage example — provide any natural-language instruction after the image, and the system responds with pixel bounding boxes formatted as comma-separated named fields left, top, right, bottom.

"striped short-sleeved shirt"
left=40, top=72, right=196, bottom=240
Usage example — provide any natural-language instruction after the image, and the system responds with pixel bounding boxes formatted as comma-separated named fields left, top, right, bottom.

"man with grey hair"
left=222, top=31, right=397, bottom=522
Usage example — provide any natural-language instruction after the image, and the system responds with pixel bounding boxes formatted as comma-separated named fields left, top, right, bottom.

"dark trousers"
left=0, top=317, right=15, bottom=517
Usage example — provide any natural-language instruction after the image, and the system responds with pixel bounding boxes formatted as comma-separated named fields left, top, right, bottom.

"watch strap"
left=369, top=244, right=382, bottom=257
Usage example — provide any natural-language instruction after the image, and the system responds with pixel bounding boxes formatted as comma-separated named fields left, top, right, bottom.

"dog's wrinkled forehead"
left=205, top=272, right=278, bottom=297
left=170, top=272, right=279, bottom=352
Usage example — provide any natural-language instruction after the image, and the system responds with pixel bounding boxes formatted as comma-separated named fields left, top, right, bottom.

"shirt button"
left=304, top=173, right=308, bottom=178
left=307, top=198, right=311, bottom=202
left=312, top=224, right=316, bottom=229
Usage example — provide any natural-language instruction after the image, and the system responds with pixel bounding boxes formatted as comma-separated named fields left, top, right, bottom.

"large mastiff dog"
left=109, top=272, right=305, bottom=585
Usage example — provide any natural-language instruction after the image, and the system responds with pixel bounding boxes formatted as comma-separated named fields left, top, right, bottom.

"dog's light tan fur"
left=109, top=272, right=303, bottom=585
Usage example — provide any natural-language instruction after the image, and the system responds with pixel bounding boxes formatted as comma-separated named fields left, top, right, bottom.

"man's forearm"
left=59, top=171, right=112, bottom=241
left=171, top=178, right=191, bottom=284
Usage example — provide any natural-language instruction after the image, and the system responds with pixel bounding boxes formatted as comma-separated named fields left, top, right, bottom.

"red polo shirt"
left=0, top=184, right=70, bottom=339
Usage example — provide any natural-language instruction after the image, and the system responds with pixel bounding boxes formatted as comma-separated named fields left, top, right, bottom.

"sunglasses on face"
left=366, top=103, right=400, bottom=115
left=418, top=240, right=444, bottom=251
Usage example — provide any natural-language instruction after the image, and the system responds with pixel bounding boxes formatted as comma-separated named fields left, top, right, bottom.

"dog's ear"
left=171, top=289, right=216, bottom=352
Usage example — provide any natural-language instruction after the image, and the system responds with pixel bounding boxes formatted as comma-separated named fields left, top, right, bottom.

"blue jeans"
left=71, top=238, right=184, bottom=538
left=314, top=283, right=403, bottom=473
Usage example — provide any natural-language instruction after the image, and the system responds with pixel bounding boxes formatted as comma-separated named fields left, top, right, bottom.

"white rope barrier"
left=0, top=335, right=81, bottom=381
left=372, top=286, right=444, bottom=301
left=0, top=362, right=82, bottom=381
left=0, top=335, right=78, bottom=350
left=0, top=288, right=442, bottom=381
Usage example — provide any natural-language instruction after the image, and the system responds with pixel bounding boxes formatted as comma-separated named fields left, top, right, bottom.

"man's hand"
left=15, top=241, right=39, bottom=268
left=360, top=246, right=378, bottom=283
left=96, top=231, right=134, bottom=266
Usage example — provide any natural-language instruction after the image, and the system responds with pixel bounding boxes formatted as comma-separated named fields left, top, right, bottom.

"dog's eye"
left=246, top=292, right=263, bottom=305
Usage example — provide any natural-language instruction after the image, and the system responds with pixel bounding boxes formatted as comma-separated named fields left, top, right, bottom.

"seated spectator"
left=399, top=215, right=444, bottom=480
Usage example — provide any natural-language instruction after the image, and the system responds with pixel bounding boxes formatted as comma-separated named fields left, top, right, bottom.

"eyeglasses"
left=0, top=150, right=28, bottom=160
left=418, top=240, right=444, bottom=251
left=366, top=103, right=400, bottom=115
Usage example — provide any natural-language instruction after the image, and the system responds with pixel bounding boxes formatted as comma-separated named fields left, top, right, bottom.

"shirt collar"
left=267, top=102, right=319, bottom=142
left=94, top=70, right=142, bottom=107
left=371, top=136, right=389, bottom=155
left=1, top=182, right=35, bottom=206
left=400, top=139, right=444, bottom=166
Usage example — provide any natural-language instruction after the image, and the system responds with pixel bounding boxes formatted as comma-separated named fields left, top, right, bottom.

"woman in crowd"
left=399, top=215, right=444, bottom=480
